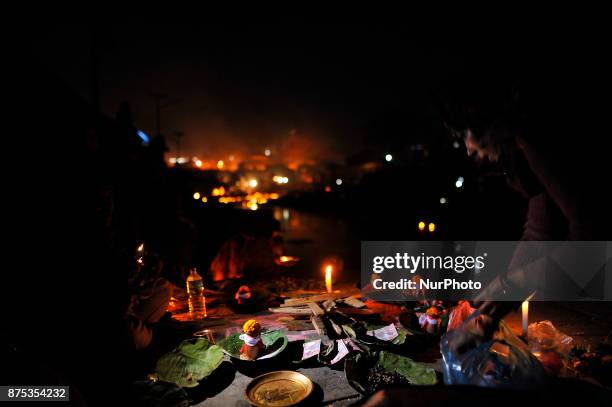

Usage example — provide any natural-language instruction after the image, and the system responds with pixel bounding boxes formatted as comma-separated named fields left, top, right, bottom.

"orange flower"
left=426, top=307, right=440, bottom=319
left=243, top=319, right=261, bottom=336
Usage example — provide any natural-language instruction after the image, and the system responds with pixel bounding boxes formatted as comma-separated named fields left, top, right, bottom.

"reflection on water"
left=273, top=207, right=359, bottom=282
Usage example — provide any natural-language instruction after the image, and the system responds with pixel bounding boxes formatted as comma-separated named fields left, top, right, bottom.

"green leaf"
left=342, top=324, right=357, bottom=339
left=261, top=329, right=286, bottom=347
left=392, top=327, right=408, bottom=345
left=345, top=323, right=408, bottom=345
left=217, top=333, right=244, bottom=356
left=377, top=351, right=437, bottom=385
left=154, top=338, right=224, bottom=388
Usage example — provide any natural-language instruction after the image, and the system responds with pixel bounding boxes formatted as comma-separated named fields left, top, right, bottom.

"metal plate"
left=245, top=370, right=313, bottom=406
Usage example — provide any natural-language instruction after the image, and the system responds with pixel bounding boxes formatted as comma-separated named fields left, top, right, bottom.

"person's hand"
left=449, top=311, right=497, bottom=354
left=449, top=300, right=518, bottom=354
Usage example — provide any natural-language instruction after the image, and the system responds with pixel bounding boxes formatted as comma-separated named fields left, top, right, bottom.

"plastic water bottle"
left=186, top=268, right=207, bottom=319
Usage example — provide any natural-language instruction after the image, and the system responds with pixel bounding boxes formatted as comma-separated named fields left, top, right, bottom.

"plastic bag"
left=527, top=320, right=573, bottom=376
left=446, top=300, right=477, bottom=332
left=441, top=313, right=546, bottom=389
left=528, top=320, right=573, bottom=358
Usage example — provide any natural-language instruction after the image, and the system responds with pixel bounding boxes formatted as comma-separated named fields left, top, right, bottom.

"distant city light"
left=249, top=203, right=259, bottom=211
left=193, top=192, right=201, bottom=200
left=428, top=222, right=436, bottom=232
left=283, top=208, right=290, bottom=220
left=170, top=157, right=189, bottom=164
left=336, top=178, right=343, bottom=186
left=136, top=129, right=150, bottom=146
left=325, top=186, right=331, bottom=193
left=385, top=154, right=393, bottom=162
left=453, top=140, right=461, bottom=149
left=219, top=197, right=238, bottom=204
left=212, top=186, right=226, bottom=197
left=217, top=160, right=224, bottom=169
left=248, top=179, right=258, bottom=188
left=455, top=176, right=464, bottom=188
left=201, top=197, right=208, bottom=203
left=440, top=197, right=447, bottom=204
left=195, top=159, right=203, bottom=168
left=418, top=221, right=426, bottom=231
left=264, top=148, right=271, bottom=157
left=273, top=175, right=289, bottom=184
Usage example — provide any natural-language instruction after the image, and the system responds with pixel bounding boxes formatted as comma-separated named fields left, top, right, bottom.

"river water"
left=273, top=207, right=361, bottom=283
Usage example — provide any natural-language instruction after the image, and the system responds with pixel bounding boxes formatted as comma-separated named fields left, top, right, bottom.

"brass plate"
left=245, top=370, right=313, bottom=406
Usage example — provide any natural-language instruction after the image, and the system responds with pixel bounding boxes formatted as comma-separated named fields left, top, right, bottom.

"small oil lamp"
left=235, top=285, right=252, bottom=305
left=275, top=255, right=299, bottom=266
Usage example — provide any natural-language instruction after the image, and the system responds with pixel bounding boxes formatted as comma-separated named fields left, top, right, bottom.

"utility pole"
left=150, top=93, right=168, bottom=137
left=172, top=131, right=185, bottom=161
left=91, top=30, right=100, bottom=114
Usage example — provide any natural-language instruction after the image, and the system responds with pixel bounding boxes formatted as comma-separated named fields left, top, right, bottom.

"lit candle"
left=521, top=299, right=529, bottom=339
left=136, top=243, right=145, bottom=266
left=325, top=264, right=333, bottom=293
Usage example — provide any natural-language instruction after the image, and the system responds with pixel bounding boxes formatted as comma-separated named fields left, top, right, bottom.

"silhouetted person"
left=438, top=65, right=609, bottom=351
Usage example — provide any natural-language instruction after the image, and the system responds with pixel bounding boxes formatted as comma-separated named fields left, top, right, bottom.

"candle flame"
left=521, top=299, right=529, bottom=338
left=325, top=264, right=333, bottom=293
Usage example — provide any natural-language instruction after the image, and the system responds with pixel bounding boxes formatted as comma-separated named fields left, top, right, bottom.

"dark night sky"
left=25, top=24, right=463, bottom=161
left=26, top=23, right=605, bottom=162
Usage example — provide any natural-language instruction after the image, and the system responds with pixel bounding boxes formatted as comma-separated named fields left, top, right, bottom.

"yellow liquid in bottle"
left=186, top=269, right=207, bottom=319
